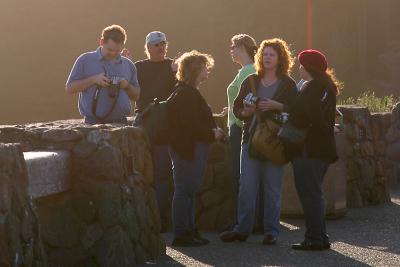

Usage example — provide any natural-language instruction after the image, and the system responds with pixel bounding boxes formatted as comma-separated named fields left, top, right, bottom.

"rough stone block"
left=24, top=150, right=71, bottom=198
left=41, top=128, right=83, bottom=142
left=0, top=143, right=47, bottom=266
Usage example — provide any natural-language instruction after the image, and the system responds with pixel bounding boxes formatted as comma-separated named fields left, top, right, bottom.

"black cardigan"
left=287, top=79, right=338, bottom=163
left=233, top=74, right=298, bottom=143
left=167, top=82, right=216, bottom=160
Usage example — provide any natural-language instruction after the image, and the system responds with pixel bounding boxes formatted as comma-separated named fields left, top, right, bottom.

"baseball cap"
left=146, top=31, right=167, bottom=45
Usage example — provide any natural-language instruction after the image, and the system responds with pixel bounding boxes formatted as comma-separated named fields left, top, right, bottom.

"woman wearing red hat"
left=287, top=49, right=340, bottom=251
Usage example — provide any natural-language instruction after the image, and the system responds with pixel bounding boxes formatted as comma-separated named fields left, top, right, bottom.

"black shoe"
left=193, top=229, right=210, bottom=245
left=219, top=230, right=247, bottom=242
left=262, top=234, right=277, bottom=245
left=291, top=241, right=329, bottom=251
left=172, top=232, right=205, bottom=247
left=323, top=242, right=331, bottom=250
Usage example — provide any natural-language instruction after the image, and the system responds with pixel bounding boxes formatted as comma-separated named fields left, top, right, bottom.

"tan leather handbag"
left=248, top=76, right=288, bottom=165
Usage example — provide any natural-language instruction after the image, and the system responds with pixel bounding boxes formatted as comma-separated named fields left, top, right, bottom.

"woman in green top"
left=226, top=34, right=257, bottom=217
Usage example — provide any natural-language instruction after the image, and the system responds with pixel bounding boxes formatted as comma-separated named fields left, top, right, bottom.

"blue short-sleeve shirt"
left=66, top=47, right=140, bottom=123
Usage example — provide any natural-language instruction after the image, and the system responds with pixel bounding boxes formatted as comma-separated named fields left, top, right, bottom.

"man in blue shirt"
left=66, top=25, right=140, bottom=124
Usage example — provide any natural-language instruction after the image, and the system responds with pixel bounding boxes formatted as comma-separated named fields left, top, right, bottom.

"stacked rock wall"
left=0, top=121, right=164, bottom=266
left=1, top=102, right=399, bottom=263
left=0, top=143, right=47, bottom=267
left=340, top=103, right=400, bottom=207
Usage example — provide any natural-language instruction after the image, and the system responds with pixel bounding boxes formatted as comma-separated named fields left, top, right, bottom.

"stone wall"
left=0, top=143, right=47, bottom=267
left=1, top=103, right=399, bottom=264
left=339, top=103, right=400, bottom=207
left=0, top=121, right=165, bottom=266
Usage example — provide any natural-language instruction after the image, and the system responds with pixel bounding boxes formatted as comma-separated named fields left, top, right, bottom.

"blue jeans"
left=292, top=157, right=330, bottom=245
left=169, top=143, right=210, bottom=237
left=229, top=124, right=242, bottom=198
left=234, top=144, right=284, bottom=237
left=152, top=145, right=173, bottom=226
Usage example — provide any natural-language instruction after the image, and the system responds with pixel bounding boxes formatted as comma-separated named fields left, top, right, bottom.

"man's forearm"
left=66, top=76, right=94, bottom=94
left=126, top=84, right=140, bottom=101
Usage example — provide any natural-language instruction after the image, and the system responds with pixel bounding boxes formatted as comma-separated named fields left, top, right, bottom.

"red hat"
left=298, top=49, right=328, bottom=73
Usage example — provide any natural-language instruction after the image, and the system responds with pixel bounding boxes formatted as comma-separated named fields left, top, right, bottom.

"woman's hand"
left=221, top=107, right=228, bottom=116
left=213, top=128, right=225, bottom=141
left=241, top=102, right=256, bottom=117
left=257, top=99, right=283, bottom=112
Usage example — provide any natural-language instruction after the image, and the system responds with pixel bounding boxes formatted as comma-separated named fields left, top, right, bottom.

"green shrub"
left=338, top=91, right=399, bottom=113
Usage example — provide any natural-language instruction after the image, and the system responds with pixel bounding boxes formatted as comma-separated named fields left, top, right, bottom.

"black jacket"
left=233, top=74, right=298, bottom=143
left=167, top=82, right=216, bottom=160
left=288, top=79, right=338, bottom=163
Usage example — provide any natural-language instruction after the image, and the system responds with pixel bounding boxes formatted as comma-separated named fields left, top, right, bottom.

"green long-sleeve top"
left=227, top=64, right=256, bottom=127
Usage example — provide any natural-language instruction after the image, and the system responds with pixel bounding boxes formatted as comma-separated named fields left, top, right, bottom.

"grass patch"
left=338, top=91, right=399, bottom=113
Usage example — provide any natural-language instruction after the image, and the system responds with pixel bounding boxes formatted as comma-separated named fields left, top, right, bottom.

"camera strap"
left=91, top=66, right=121, bottom=123
left=248, top=75, right=261, bottom=130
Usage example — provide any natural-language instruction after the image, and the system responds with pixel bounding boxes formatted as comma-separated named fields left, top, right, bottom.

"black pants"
left=292, top=157, right=330, bottom=244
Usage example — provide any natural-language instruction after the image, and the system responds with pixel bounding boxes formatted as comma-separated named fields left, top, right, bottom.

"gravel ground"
left=141, top=189, right=400, bottom=267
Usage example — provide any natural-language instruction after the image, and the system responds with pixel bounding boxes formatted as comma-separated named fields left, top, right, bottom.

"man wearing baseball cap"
left=123, top=31, right=178, bottom=232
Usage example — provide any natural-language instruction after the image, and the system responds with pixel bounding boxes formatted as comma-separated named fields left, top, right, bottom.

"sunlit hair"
left=231, top=34, right=257, bottom=61
left=255, top=38, right=294, bottom=78
left=176, top=50, right=215, bottom=87
left=101, top=25, right=127, bottom=44
left=306, top=67, right=343, bottom=96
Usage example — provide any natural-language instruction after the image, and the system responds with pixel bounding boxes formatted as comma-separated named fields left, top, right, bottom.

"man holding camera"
left=66, top=25, right=140, bottom=124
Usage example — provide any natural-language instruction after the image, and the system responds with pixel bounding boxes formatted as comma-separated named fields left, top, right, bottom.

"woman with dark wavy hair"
left=288, top=49, right=340, bottom=251
left=220, top=38, right=298, bottom=245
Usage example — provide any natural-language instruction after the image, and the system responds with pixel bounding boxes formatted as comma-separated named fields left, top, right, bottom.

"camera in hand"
left=108, top=76, right=122, bottom=98
left=243, top=93, right=259, bottom=106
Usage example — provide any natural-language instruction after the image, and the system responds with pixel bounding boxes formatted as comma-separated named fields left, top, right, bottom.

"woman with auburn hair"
left=288, top=49, right=340, bottom=251
left=167, top=50, right=224, bottom=247
left=225, top=34, right=257, bottom=221
left=220, top=38, right=298, bottom=245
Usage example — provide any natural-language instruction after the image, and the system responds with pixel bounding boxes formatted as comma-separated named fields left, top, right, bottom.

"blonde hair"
left=176, top=50, right=215, bottom=87
left=255, top=38, right=294, bottom=78
left=101, top=25, right=127, bottom=44
left=231, top=34, right=257, bottom=61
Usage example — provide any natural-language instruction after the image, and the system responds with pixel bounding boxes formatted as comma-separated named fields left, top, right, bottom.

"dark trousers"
left=169, top=143, right=210, bottom=237
left=292, top=157, right=330, bottom=244
left=229, top=124, right=242, bottom=199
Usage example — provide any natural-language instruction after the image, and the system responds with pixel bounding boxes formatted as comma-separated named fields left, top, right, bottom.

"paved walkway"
left=142, top=189, right=400, bottom=267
